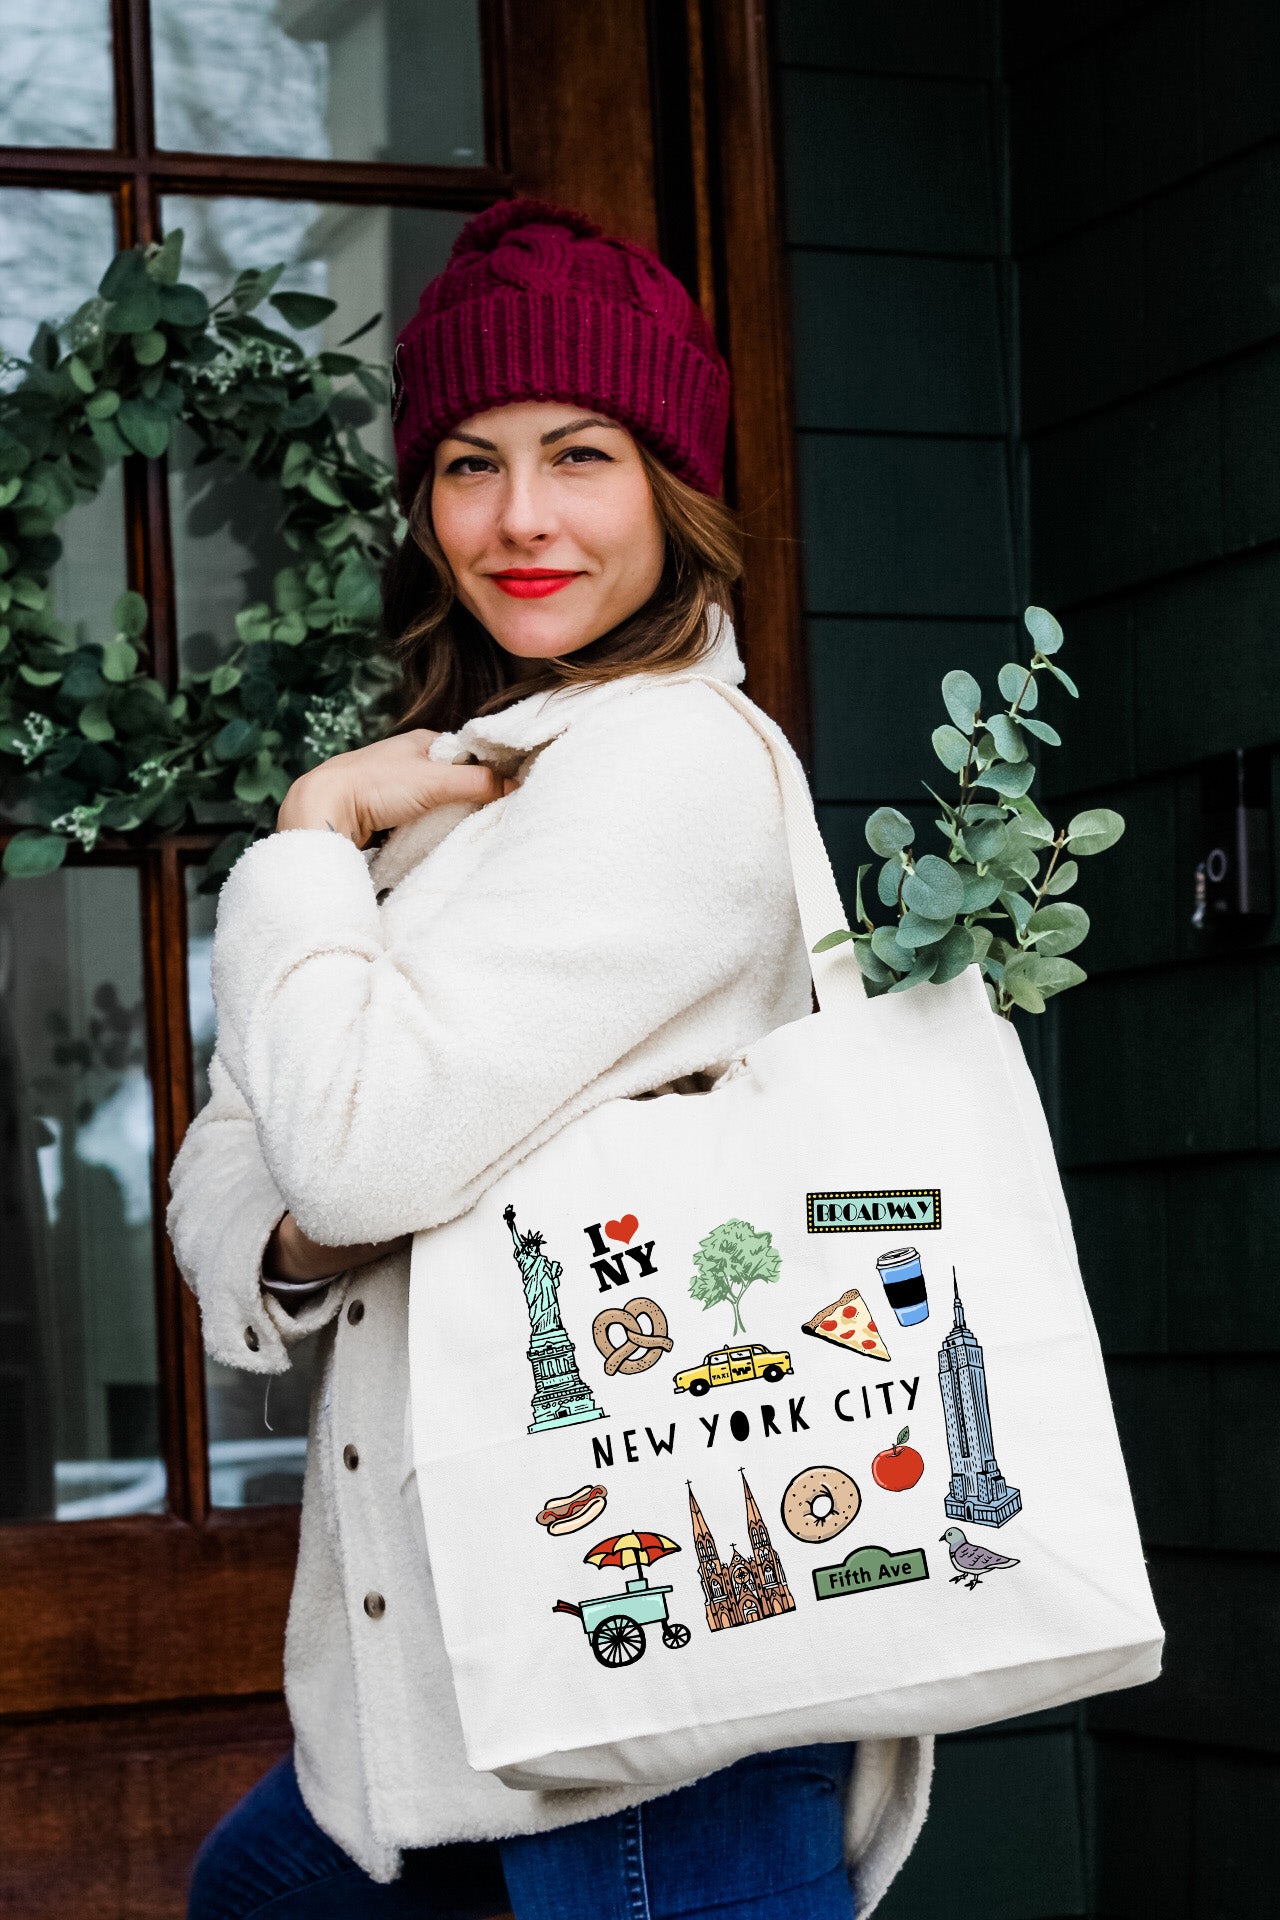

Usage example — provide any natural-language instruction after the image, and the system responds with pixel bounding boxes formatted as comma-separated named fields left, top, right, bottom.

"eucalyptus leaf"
left=931, top=723, right=971, bottom=772
left=272, top=290, right=339, bottom=331
left=1001, top=955, right=1046, bottom=1013
left=888, top=950, right=940, bottom=992
left=1027, top=901, right=1090, bottom=956
left=117, top=398, right=170, bottom=457
left=305, top=467, right=346, bottom=508
left=1044, top=858, right=1079, bottom=895
left=210, top=663, right=242, bottom=696
left=973, top=759, right=1036, bottom=798
left=997, top=661, right=1028, bottom=706
left=113, top=590, right=148, bottom=638
left=100, top=638, right=138, bottom=682
left=812, top=928, right=855, bottom=951
left=898, top=909, right=955, bottom=949
left=1043, top=658, right=1079, bottom=697
left=1024, top=605, right=1064, bottom=654
left=960, top=869, right=1003, bottom=911
left=213, top=717, right=261, bottom=761
left=104, top=287, right=161, bottom=335
left=877, top=858, right=903, bottom=908
left=865, top=806, right=915, bottom=857
left=871, top=924, right=914, bottom=973
left=941, top=669, right=982, bottom=732
left=931, top=922, right=975, bottom=983
left=1067, top=806, right=1125, bottom=856
left=133, top=330, right=167, bottom=365
left=84, top=389, right=120, bottom=420
left=901, top=852, right=964, bottom=919
left=78, top=699, right=115, bottom=741
left=2, top=829, right=68, bottom=876
left=853, top=860, right=871, bottom=927
left=1001, top=889, right=1032, bottom=935
left=157, top=283, right=210, bottom=328
left=985, top=711, right=1027, bottom=763
left=854, top=940, right=895, bottom=987
left=966, top=819, right=1007, bottom=864
left=1019, top=715, right=1061, bottom=746
left=967, top=924, right=994, bottom=965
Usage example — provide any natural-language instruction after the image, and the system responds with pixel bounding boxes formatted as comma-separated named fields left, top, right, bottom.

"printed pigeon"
left=940, top=1526, right=1020, bottom=1590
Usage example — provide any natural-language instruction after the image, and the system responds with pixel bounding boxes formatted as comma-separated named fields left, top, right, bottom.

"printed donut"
left=780, top=1466, right=861, bottom=1544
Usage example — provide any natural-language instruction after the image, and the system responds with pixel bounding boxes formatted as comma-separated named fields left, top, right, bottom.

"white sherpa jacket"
left=166, top=611, right=933, bottom=1911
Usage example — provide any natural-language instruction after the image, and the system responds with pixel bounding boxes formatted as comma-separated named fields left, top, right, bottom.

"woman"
left=170, top=199, right=932, bottom=1920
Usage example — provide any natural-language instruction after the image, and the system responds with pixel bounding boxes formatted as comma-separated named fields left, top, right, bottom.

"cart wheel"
left=591, top=1614, right=646, bottom=1667
left=662, top=1621, right=691, bottom=1650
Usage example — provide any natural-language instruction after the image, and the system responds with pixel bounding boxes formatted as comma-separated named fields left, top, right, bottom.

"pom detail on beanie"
left=392, top=198, right=730, bottom=504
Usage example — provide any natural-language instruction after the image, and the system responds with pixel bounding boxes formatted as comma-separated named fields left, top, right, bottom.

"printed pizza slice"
left=801, top=1288, right=891, bottom=1362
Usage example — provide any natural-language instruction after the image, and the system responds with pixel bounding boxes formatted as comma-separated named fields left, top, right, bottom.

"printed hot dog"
left=535, top=1484, right=608, bottom=1536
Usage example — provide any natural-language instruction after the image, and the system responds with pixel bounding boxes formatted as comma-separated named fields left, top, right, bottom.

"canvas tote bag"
left=409, top=675, right=1163, bottom=1791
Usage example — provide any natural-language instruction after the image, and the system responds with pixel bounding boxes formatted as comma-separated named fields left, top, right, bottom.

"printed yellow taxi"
left=673, top=1343, right=794, bottom=1397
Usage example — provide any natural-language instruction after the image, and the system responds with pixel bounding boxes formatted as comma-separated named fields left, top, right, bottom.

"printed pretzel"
left=592, top=1298, right=674, bottom=1376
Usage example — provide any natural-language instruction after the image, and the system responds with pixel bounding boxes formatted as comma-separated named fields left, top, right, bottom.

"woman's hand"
left=277, top=729, right=514, bottom=846
left=263, top=1211, right=411, bottom=1284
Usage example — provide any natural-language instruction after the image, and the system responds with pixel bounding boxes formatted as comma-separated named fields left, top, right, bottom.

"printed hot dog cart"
left=553, top=1530, right=691, bottom=1667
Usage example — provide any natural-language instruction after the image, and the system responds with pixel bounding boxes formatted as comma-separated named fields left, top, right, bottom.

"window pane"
left=0, top=866, right=166, bottom=1521
left=0, top=191, right=127, bottom=827
left=0, top=188, right=117, bottom=374
left=162, top=195, right=465, bottom=676
left=0, top=0, right=114, bottom=150
left=152, top=0, right=484, bottom=166
left=185, top=864, right=318, bottom=1507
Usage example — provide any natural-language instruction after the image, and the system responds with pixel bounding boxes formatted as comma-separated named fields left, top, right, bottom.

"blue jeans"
left=188, top=1744, right=857, bottom=1920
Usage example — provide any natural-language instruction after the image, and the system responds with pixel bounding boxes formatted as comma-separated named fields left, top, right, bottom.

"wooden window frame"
left=0, top=0, right=802, bottom=1722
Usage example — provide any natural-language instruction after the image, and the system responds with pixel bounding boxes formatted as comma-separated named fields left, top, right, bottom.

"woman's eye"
left=445, top=455, right=496, bottom=475
left=558, top=445, right=611, bottom=465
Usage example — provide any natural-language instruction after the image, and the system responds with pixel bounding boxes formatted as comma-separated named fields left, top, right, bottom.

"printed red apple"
left=872, top=1427, right=924, bottom=1492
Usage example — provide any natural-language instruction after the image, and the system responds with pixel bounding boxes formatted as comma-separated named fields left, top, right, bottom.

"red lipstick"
left=488, top=569, right=582, bottom=599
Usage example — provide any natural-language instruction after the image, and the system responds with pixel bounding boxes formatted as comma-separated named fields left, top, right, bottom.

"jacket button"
left=347, top=1299, right=364, bottom=1325
left=343, top=1444, right=359, bottom=1471
left=375, top=885, right=392, bottom=904
left=363, top=1591, right=386, bottom=1619
left=244, top=1325, right=260, bottom=1352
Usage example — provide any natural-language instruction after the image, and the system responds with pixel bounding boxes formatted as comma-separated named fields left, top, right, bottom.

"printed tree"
left=688, top=1219, right=781, bottom=1337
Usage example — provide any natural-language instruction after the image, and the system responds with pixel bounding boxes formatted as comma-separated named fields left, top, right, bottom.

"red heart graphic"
left=604, top=1214, right=639, bottom=1245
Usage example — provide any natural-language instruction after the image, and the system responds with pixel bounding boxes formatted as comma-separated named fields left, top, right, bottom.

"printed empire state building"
left=688, top=1473, right=796, bottom=1630
left=938, top=1276, right=1022, bottom=1529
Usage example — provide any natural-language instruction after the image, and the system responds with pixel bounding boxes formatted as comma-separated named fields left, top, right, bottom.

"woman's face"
left=430, top=400, right=666, bottom=668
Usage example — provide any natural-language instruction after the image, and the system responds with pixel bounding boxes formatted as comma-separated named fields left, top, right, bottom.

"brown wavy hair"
left=382, top=441, right=744, bottom=736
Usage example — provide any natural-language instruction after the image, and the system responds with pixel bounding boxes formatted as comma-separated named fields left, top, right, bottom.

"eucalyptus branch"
left=812, top=607, right=1125, bottom=1018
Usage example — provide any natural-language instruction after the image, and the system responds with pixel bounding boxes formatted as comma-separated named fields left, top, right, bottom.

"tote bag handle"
left=688, top=675, right=867, bottom=1018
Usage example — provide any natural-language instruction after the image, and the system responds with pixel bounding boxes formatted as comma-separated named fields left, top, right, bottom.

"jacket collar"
left=367, top=609, right=745, bottom=891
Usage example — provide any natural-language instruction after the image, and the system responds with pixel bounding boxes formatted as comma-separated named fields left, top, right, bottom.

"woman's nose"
left=495, top=471, right=557, bottom=546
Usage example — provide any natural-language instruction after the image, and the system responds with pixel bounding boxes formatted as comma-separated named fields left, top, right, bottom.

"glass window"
left=162, top=195, right=465, bottom=674
left=0, top=189, right=117, bottom=374
left=151, top=0, right=484, bottom=167
left=184, top=864, right=318, bottom=1507
left=0, top=866, right=166, bottom=1521
left=0, top=0, right=114, bottom=150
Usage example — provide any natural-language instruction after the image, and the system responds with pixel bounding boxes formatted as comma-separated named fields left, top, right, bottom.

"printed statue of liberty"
left=505, top=1204, right=606, bottom=1434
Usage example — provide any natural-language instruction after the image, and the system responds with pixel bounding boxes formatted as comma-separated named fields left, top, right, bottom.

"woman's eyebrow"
left=540, top=416, right=621, bottom=444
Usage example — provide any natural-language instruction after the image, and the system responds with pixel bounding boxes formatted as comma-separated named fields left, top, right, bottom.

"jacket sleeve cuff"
left=211, top=828, right=383, bottom=1095
left=261, top=1273, right=349, bottom=1343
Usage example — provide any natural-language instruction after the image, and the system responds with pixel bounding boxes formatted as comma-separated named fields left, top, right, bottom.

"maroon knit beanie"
left=391, top=198, right=730, bottom=507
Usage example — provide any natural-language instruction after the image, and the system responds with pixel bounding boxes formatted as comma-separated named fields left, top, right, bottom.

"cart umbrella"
left=585, top=1531, right=680, bottom=1572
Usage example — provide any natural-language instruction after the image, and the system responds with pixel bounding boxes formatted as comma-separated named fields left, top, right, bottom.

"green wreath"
left=0, top=229, right=402, bottom=884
